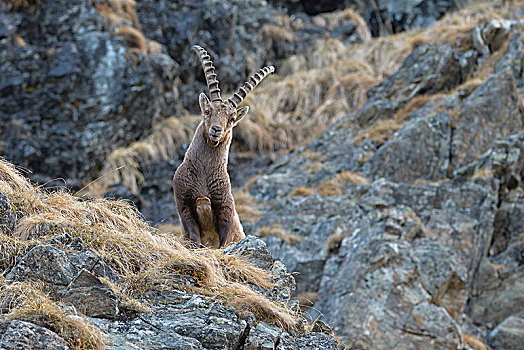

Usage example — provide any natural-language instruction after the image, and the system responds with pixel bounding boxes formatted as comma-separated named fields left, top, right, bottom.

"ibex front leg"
left=177, top=199, right=202, bottom=247
left=213, top=196, right=236, bottom=248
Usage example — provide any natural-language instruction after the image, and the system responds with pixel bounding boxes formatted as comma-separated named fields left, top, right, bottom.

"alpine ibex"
left=173, top=45, right=274, bottom=248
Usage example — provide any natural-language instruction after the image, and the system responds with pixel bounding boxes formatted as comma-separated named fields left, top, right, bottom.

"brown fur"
left=174, top=46, right=274, bottom=248
left=173, top=98, right=248, bottom=248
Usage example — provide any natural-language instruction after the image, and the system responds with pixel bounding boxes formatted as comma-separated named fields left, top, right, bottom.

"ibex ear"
left=234, top=106, right=249, bottom=126
left=199, top=93, right=211, bottom=115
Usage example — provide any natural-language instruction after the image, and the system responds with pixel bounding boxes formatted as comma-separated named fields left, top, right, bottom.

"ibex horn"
left=228, top=66, right=275, bottom=107
left=191, top=45, right=221, bottom=101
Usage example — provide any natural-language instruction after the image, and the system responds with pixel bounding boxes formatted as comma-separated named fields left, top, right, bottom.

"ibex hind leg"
left=196, top=197, right=220, bottom=249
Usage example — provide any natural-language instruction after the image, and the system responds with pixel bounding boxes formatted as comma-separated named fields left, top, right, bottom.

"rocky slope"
left=247, top=15, right=524, bottom=350
left=0, top=160, right=337, bottom=349
left=2, top=0, right=524, bottom=349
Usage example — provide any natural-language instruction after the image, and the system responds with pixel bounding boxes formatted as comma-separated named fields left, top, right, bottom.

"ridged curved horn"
left=191, top=45, right=221, bottom=101
left=228, top=66, right=275, bottom=107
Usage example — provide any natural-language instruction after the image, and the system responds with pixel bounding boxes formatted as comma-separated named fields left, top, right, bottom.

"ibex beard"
left=173, top=45, right=274, bottom=248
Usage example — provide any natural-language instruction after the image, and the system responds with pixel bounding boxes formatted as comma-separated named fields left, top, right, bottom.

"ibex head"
left=191, top=45, right=274, bottom=147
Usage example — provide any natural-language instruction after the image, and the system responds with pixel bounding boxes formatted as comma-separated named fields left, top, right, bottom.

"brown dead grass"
left=289, top=186, right=317, bottom=197
left=259, top=224, right=303, bottom=245
left=325, top=231, right=349, bottom=255
left=463, top=334, right=488, bottom=350
left=114, top=26, right=147, bottom=53
left=354, top=119, right=405, bottom=147
left=0, top=278, right=105, bottom=349
left=317, top=172, right=370, bottom=197
left=233, top=190, right=262, bottom=224
left=83, top=115, right=200, bottom=196
left=393, top=94, right=445, bottom=122
left=93, top=0, right=141, bottom=30
left=0, top=158, right=299, bottom=331
left=234, top=0, right=524, bottom=154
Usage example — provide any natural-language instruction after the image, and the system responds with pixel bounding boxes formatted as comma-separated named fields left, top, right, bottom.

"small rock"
left=488, top=316, right=524, bottom=350
left=245, top=322, right=282, bottom=350
left=60, top=268, right=119, bottom=319
left=6, top=245, right=77, bottom=288
left=224, top=236, right=274, bottom=270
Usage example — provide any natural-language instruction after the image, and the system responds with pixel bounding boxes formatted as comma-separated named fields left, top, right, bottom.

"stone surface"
left=0, top=320, right=69, bottom=350
left=0, top=0, right=176, bottom=187
left=488, top=316, right=524, bottom=350
left=6, top=244, right=119, bottom=293
left=60, top=268, right=119, bottom=319
left=245, top=322, right=282, bottom=350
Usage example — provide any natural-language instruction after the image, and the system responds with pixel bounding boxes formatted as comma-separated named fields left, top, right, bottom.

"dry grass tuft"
left=472, top=168, right=495, bottom=180
left=0, top=278, right=105, bottom=349
left=325, top=231, right=349, bottom=255
left=393, top=94, right=445, bottom=122
left=354, top=119, right=405, bottom=147
left=83, top=115, right=200, bottom=196
left=289, top=186, right=317, bottom=197
left=114, top=26, right=147, bottom=53
left=463, top=334, right=488, bottom=350
left=233, top=190, right=262, bottom=224
left=343, top=8, right=372, bottom=42
left=93, top=0, right=141, bottom=30
left=317, top=172, right=370, bottom=197
left=0, top=158, right=299, bottom=330
left=259, top=224, right=303, bottom=245
left=237, top=33, right=407, bottom=152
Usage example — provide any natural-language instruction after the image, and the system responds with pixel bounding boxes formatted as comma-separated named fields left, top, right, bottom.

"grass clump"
left=259, top=224, right=303, bottom=245
left=0, top=158, right=299, bottom=333
left=84, top=115, right=200, bottom=196
left=233, top=190, right=263, bottom=224
left=317, top=172, right=370, bottom=197
left=0, top=278, right=105, bottom=349
left=289, top=186, right=317, bottom=197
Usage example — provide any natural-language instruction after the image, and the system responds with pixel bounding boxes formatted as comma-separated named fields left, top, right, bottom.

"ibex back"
left=173, top=45, right=274, bottom=248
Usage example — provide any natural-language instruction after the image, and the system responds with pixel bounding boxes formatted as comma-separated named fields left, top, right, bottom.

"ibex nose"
left=210, top=126, right=222, bottom=135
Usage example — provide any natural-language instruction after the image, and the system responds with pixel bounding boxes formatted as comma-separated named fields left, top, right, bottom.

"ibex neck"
left=187, top=122, right=231, bottom=169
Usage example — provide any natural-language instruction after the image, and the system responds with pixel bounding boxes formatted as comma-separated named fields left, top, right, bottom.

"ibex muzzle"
left=173, top=45, right=274, bottom=248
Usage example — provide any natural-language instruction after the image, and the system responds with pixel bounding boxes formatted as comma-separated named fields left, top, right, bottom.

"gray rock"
left=277, top=331, right=338, bottom=349
left=0, top=320, right=68, bottom=350
left=60, top=268, right=119, bottom=319
left=0, top=0, right=176, bottom=187
left=245, top=322, right=282, bottom=350
left=224, top=235, right=274, bottom=270
left=488, top=316, right=524, bottom=350
left=468, top=272, right=524, bottom=327
left=357, top=41, right=478, bottom=127
left=6, top=244, right=120, bottom=293
left=93, top=290, right=247, bottom=350
left=413, top=239, right=467, bottom=320
left=315, top=238, right=462, bottom=348
left=0, top=192, right=15, bottom=235
left=6, top=245, right=78, bottom=287
left=364, top=68, right=521, bottom=183
left=244, top=322, right=282, bottom=350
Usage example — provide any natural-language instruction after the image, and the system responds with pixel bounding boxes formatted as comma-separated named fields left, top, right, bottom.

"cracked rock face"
left=0, top=0, right=176, bottom=187
left=245, top=19, right=524, bottom=349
